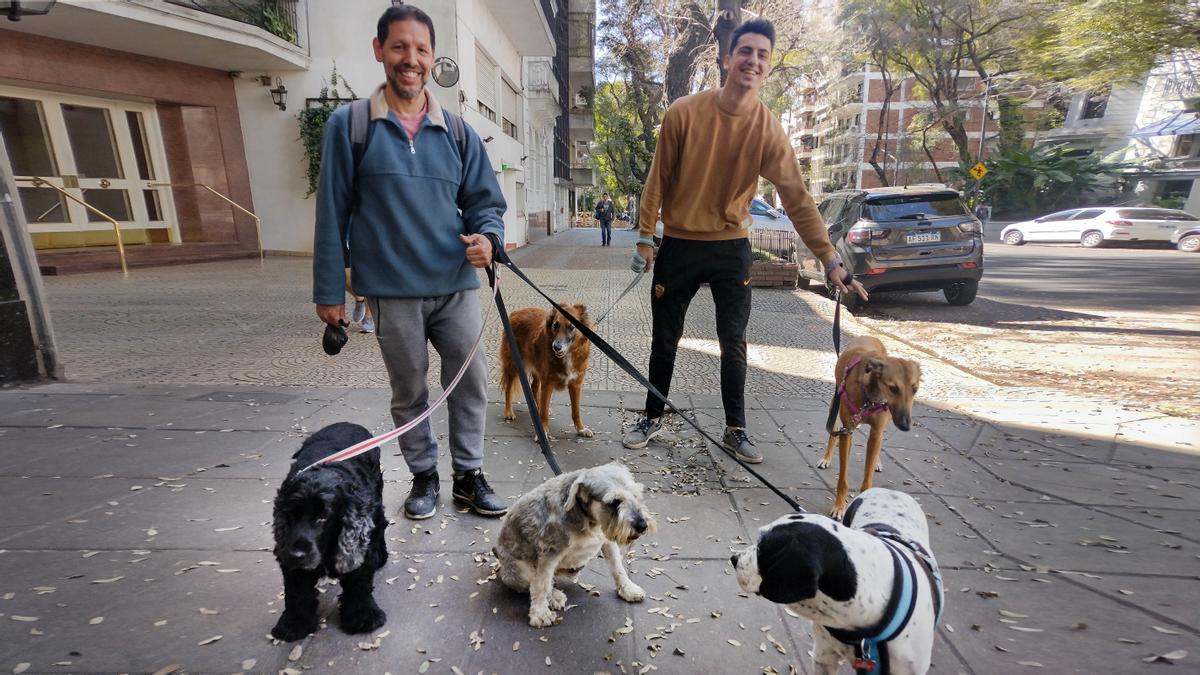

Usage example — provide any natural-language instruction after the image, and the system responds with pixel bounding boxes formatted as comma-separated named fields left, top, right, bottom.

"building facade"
left=0, top=0, right=595, bottom=273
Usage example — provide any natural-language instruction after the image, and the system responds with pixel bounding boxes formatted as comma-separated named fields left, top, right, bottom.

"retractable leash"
left=493, top=249, right=803, bottom=513
left=297, top=275, right=500, bottom=474
left=592, top=270, right=645, bottom=325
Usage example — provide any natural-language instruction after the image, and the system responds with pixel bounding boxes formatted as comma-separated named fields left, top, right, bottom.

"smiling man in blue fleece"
left=312, top=5, right=507, bottom=520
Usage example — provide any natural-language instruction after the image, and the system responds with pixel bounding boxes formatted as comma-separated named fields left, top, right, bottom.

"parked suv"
left=797, top=186, right=984, bottom=308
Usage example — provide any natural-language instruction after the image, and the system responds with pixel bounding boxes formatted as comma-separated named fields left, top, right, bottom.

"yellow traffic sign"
left=969, top=162, right=988, bottom=180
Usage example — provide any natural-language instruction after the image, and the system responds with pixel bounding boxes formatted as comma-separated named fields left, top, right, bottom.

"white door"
left=0, top=86, right=177, bottom=246
left=1067, top=208, right=1107, bottom=241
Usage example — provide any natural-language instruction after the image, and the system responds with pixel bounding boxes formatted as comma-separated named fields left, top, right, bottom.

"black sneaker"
left=452, top=469, right=508, bottom=517
left=722, top=427, right=762, bottom=464
left=404, top=468, right=439, bottom=520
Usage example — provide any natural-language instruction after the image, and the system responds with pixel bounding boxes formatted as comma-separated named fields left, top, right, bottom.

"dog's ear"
left=756, top=522, right=857, bottom=604
left=863, top=357, right=885, bottom=376
left=574, top=303, right=590, bottom=327
left=334, top=493, right=374, bottom=574
left=564, top=474, right=590, bottom=512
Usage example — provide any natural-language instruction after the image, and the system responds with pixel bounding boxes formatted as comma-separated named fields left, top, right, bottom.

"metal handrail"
left=148, top=182, right=263, bottom=263
left=16, top=177, right=128, bottom=276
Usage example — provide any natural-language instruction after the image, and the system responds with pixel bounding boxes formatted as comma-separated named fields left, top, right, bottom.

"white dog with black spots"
left=731, top=488, right=939, bottom=675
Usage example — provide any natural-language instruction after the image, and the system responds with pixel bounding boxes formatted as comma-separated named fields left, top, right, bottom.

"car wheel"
left=1080, top=230, right=1104, bottom=248
left=943, top=280, right=978, bottom=306
left=1002, top=229, right=1024, bottom=246
left=1178, top=235, right=1200, bottom=253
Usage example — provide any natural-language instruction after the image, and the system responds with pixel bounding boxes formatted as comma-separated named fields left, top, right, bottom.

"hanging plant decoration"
left=298, top=65, right=358, bottom=197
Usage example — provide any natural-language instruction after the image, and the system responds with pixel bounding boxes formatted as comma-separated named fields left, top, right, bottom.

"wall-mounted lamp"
left=269, top=77, right=288, bottom=111
left=2, top=0, right=56, bottom=21
left=483, top=135, right=494, bottom=143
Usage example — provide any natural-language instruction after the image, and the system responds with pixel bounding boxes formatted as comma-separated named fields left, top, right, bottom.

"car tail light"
left=960, top=262, right=977, bottom=269
left=847, top=227, right=890, bottom=244
left=866, top=268, right=887, bottom=275
left=1107, top=219, right=1131, bottom=227
left=958, top=220, right=982, bottom=234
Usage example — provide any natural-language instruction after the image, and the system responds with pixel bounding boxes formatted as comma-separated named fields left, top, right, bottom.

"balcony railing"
left=166, top=0, right=300, bottom=44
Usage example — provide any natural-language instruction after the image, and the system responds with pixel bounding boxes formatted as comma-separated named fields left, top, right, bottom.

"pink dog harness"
left=836, top=356, right=889, bottom=429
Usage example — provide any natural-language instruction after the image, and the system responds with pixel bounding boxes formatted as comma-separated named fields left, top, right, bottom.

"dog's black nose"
left=633, top=517, right=648, bottom=534
left=730, top=554, right=739, bottom=568
left=894, top=415, right=911, bottom=432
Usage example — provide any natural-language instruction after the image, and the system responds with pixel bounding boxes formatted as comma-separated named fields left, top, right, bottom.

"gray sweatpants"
left=370, top=290, right=487, bottom=475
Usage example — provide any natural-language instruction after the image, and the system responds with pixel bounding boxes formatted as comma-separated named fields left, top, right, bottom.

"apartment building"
left=0, top=0, right=596, bottom=272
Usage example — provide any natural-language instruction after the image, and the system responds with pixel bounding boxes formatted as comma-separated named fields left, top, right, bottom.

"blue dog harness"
left=825, top=523, right=944, bottom=674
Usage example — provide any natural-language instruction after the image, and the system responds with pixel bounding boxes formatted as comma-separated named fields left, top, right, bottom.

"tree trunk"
left=867, top=72, right=897, bottom=187
left=665, top=2, right=712, bottom=102
left=713, top=0, right=742, bottom=86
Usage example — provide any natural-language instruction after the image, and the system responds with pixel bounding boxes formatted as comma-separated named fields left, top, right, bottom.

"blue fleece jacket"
left=312, top=89, right=506, bottom=304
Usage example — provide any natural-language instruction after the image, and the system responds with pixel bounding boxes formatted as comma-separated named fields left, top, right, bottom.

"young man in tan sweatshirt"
left=622, top=18, right=867, bottom=463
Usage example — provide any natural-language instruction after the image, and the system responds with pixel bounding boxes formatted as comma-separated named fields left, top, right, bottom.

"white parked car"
left=1001, top=207, right=1198, bottom=248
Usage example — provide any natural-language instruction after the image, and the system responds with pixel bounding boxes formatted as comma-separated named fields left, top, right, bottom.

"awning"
left=1130, top=112, right=1200, bottom=138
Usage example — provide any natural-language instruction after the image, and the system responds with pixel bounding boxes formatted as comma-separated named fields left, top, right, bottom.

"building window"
left=1172, top=133, right=1195, bottom=158
left=476, top=45, right=498, bottom=125
left=1081, top=91, right=1109, bottom=119
left=502, top=80, right=521, bottom=141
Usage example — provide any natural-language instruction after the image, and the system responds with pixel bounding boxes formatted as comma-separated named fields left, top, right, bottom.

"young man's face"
left=373, top=19, right=434, bottom=101
left=724, top=32, right=773, bottom=92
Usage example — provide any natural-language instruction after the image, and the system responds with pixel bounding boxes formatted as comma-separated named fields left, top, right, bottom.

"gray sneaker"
left=722, top=427, right=762, bottom=464
left=352, top=299, right=367, bottom=324
left=622, top=417, right=662, bottom=449
left=359, top=316, right=375, bottom=334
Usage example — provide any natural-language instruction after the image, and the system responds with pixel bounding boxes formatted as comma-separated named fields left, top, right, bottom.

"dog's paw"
left=874, top=459, right=883, bottom=472
left=548, top=588, right=568, bottom=610
left=533, top=432, right=558, bottom=442
left=271, top=614, right=319, bottom=642
left=340, top=602, right=387, bottom=634
left=528, top=605, right=559, bottom=628
left=617, top=582, right=645, bottom=603
left=503, top=409, right=516, bottom=422
left=829, top=505, right=847, bottom=520
left=816, top=457, right=831, bottom=469
left=576, top=426, right=594, bottom=438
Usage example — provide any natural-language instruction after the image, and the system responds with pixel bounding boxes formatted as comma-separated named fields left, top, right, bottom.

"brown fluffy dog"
left=500, top=303, right=593, bottom=438
left=818, top=336, right=921, bottom=519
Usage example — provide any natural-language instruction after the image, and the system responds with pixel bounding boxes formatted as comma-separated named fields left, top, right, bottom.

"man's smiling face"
left=724, top=32, right=773, bottom=92
left=373, top=18, right=433, bottom=101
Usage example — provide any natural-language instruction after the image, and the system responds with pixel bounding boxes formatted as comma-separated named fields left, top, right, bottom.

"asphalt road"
left=859, top=222, right=1200, bottom=316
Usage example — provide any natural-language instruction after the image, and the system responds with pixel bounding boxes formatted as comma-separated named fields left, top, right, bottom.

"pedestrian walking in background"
left=624, top=18, right=867, bottom=463
left=312, top=5, right=508, bottom=520
left=595, top=191, right=616, bottom=246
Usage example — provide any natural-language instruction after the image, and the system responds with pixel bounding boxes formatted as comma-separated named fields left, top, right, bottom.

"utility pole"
left=976, top=77, right=991, bottom=162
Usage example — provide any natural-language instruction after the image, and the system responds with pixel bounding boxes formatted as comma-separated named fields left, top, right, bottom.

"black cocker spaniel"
left=270, top=422, right=388, bottom=641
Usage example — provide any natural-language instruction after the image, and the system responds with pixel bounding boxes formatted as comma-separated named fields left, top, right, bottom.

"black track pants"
left=643, top=236, right=752, bottom=428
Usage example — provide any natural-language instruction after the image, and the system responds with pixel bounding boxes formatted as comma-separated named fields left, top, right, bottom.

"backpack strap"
left=442, top=108, right=467, bottom=163
left=349, top=98, right=372, bottom=171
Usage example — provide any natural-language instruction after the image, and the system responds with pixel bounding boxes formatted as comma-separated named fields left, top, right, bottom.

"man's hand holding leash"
left=461, top=233, right=493, bottom=268
left=631, top=236, right=657, bottom=273
left=317, top=303, right=349, bottom=328
left=827, top=259, right=868, bottom=301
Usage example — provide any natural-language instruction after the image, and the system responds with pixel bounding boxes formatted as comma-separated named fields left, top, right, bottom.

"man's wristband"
left=636, top=235, right=656, bottom=249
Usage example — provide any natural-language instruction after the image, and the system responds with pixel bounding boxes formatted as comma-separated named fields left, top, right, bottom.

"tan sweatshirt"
left=638, top=88, right=836, bottom=264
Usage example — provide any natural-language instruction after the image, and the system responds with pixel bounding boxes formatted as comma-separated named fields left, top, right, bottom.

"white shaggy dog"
left=731, top=488, right=941, bottom=675
left=494, top=463, right=656, bottom=627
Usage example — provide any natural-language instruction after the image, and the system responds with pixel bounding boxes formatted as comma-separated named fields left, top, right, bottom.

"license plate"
left=906, top=231, right=941, bottom=244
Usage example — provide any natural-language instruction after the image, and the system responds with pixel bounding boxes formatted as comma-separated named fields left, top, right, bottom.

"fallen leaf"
left=1143, top=650, right=1187, bottom=664
left=513, top=641, right=520, bottom=651
left=241, top=660, right=256, bottom=670
left=151, top=666, right=181, bottom=675
left=1017, top=662, right=1044, bottom=668
left=197, top=635, right=222, bottom=646
left=1009, top=626, right=1044, bottom=633
left=998, top=610, right=1028, bottom=619
left=10, top=616, right=38, bottom=622
left=288, top=645, right=302, bottom=661
left=14, top=665, right=30, bottom=674
left=418, top=661, right=430, bottom=674
left=89, top=616, right=104, bottom=625
left=1151, top=626, right=1181, bottom=635
left=727, top=639, right=741, bottom=647
left=91, top=576, right=124, bottom=584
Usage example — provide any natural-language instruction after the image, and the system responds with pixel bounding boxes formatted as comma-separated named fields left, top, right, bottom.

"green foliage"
left=1021, top=0, right=1200, bottom=90
left=259, top=5, right=297, bottom=43
left=952, top=144, right=1129, bottom=216
left=1154, top=195, right=1187, bottom=210
left=593, top=81, right=658, bottom=203
left=298, top=66, right=358, bottom=197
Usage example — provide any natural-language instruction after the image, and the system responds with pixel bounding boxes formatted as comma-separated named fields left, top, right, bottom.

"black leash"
left=486, top=265, right=562, bottom=476
left=593, top=270, right=645, bottom=325
left=824, top=283, right=854, bottom=436
left=493, top=250, right=803, bottom=512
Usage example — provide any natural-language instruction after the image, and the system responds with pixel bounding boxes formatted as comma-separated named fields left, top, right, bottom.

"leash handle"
left=488, top=264, right=562, bottom=476
left=494, top=250, right=804, bottom=513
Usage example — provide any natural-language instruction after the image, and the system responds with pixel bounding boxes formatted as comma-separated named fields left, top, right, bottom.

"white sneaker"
left=352, top=299, right=367, bottom=324
left=359, top=317, right=375, bottom=334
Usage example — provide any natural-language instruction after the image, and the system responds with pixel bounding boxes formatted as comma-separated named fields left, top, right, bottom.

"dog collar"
left=836, top=357, right=889, bottom=428
left=824, top=522, right=943, bottom=675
